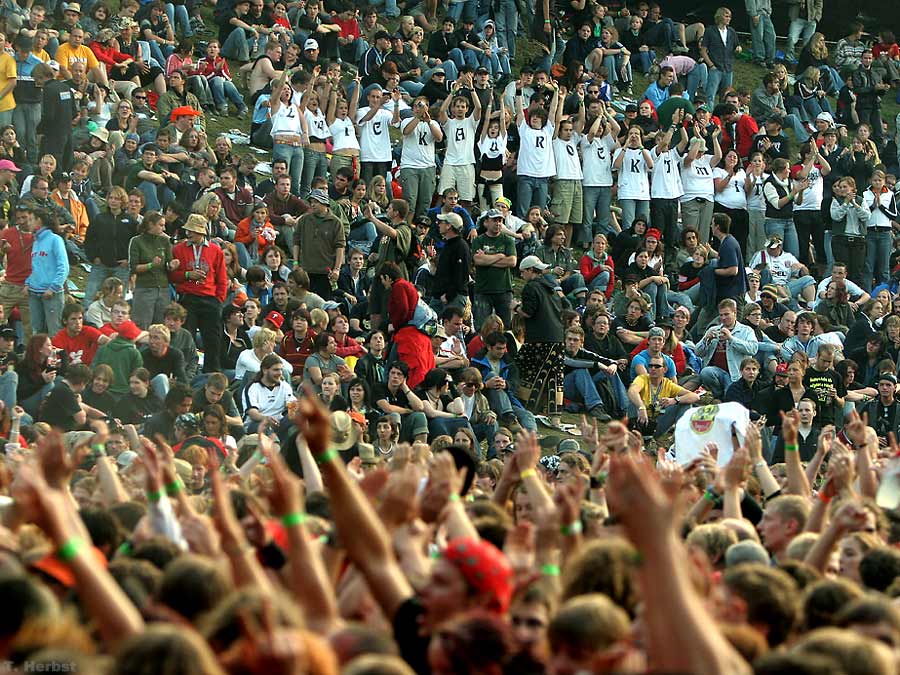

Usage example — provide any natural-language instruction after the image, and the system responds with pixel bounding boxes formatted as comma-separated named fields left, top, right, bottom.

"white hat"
left=520, top=255, right=549, bottom=272
left=304, top=38, right=319, bottom=51
left=816, top=111, right=834, bottom=125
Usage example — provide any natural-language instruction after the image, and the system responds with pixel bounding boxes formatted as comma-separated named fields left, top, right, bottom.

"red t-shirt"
left=0, top=227, right=34, bottom=285
left=53, top=326, right=104, bottom=366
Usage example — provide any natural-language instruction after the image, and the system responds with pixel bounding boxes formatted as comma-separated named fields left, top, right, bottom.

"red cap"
left=775, top=362, right=788, bottom=375
left=264, top=311, right=284, bottom=329
left=442, top=537, right=512, bottom=614
left=645, top=228, right=663, bottom=241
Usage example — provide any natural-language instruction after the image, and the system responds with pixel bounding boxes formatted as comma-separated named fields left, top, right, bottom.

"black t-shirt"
left=39, top=381, right=82, bottom=431
left=803, top=366, right=846, bottom=427
left=611, top=314, right=652, bottom=335
left=82, top=387, right=116, bottom=416
left=373, top=383, right=408, bottom=410
left=764, top=325, right=791, bottom=343
left=113, top=392, right=164, bottom=426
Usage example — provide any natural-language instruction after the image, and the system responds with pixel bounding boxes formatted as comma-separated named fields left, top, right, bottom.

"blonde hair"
left=148, top=324, right=171, bottom=343
left=252, top=327, right=278, bottom=349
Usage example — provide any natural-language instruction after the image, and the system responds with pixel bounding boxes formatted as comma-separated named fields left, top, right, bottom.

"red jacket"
left=90, top=42, right=132, bottom=73
left=170, top=239, right=228, bottom=302
left=720, top=113, right=759, bottom=160
left=281, top=330, right=316, bottom=371
left=579, top=252, right=616, bottom=299
left=388, top=278, right=418, bottom=329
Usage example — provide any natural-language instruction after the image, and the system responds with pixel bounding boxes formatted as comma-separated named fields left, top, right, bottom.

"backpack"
left=404, top=233, right=426, bottom=274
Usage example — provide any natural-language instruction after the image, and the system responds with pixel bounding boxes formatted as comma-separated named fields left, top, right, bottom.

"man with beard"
left=584, top=312, right=629, bottom=378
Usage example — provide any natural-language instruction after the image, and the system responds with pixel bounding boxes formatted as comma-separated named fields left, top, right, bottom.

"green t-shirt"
left=375, top=222, right=413, bottom=279
left=472, top=232, right=516, bottom=294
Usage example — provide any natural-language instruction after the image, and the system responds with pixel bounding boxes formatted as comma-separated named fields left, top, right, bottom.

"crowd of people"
left=0, top=0, right=900, bottom=671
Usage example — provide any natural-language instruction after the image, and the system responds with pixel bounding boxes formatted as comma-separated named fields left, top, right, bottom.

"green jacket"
left=92, top=336, right=143, bottom=395
left=128, top=233, right=173, bottom=288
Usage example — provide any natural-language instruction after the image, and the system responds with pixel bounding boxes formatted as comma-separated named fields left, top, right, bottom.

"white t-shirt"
left=614, top=147, right=650, bottom=200
left=748, top=249, right=799, bottom=285
left=581, top=133, right=616, bottom=187
left=443, top=115, right=478, bottom=166
left=270, top=103, right=304, bottom=136
left=478, top=133, right=507, bottom=161
left=745, top=172, right=769, bottom=211
left=713, top=168, right=748, bottom=210
left=517, top=120, right=556, bottom=178
left=674, top=402, right=750, bottom=466
left=398, top=119, right=438, bottom=169
left=329, top=116, right=360, bottom=152
left=304, top=108, right=330, bottom=140
left=680, top=154, right=715, bottom=202
left=794, top=165, right=825, bottom=211
left=553, top=133, right=583, bottom=180
left=356, top=107, right=394, bottom=162
left=650, top=147, right=684, bottom=199
left=243, top=379, right=297, bottom=422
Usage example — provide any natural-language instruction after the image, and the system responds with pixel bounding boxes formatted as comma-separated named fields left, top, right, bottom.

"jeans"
left=643, top=281, right=671, bottom=321
left=147, top=40, right=172, bottom=69
left=29, top=290, right=64, bottom=335
left=823, top=229, right=834, bottom=277
left=398, top=166, right=437, bottom=220
left=747, top=210, right=766, bottom=263
left=399, top=80, right=425, bottom=96
left=704, top=67, right=733, bottom=104
left=819, top=66, right=844, bottom=95
left=221, top=27, right=254, bottom=62
left=273, top=142, right=305, bottom=196
left=633, top=50, right=656, bottom=74
left=473, top=292, right=512, bottom=329
left=749, top=14, right=776, bottom=64
left=700, top=365, right=731, bottom=399
left=641, top=17, right=675, bottom=53
left=151, top=373, right=171, bottom=401
left=765, top=217, right=799, bottom=258
left=793, top=209, right=820, bottom=267
left=0, top=370, right=17, bottom=411
left=625, top=399, right=689, bottom=435
left=489, top=51, right=511, bottom=78
left=12, top=102, right=40, bottom=164
left=651, top=197, right=680, bottom=246
left=602, top=54, right=631, bottom=86
left=864, top=229, right=892, bottom=292
left=786, top=18, right=816, bottom=59
left=165, top=2, right=192, bottom=37
left=561, top=273, right=586, bottom=295
left=428, top=416, right=473, bottom=440
left=440, top=51, right=463, bottom=81
left=349, top=221, right=378, bottom=255
left=208, top=76, right=245, bottom=109
left=21, top=380, right=54, bottom=419
left=137, top=180, right=174, bottom=212
left=795, top=95, right=832, bottom=122
left=588, top=270, right=610, bottom=293
left=483, top=388, right=536, bottom=430
left=516, top=175, right=550, bottom=217
left=84, top=264, right=131, bottom=307
left=619, top=199, right=650, bottom=229
left=685, top=62, right=709, bottom=101
left=583, top=185, right=613, bottom=236
left=786, top=274, right=815, bottom=300
left=300, top=147, right=328, bottom=198
left=494, top=0, right=518, bottom=59
left=446, top=0, right=476, bottom=23
left=564, top=368, right=607, bottom=412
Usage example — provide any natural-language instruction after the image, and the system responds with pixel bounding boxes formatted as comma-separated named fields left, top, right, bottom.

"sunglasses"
left=134, top=95, right=147, bottom=100
left=462, top=381, right=478, bottom=387
left=648, top=364, right=664, bottom=369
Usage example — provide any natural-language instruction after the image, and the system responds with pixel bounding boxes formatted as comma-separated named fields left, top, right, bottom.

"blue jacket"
left=695, top=321, right=759, bottom=383
left=26, top=227, right=69, bottom=294
left=471, top=350, right=525, bottom=409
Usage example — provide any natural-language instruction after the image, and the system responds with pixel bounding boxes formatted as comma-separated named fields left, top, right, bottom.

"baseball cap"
left=264, top=310, right=285, bottom=329
left=880, top=373, right=898, bottom=385
left=519, top=255, right=549, bottom=272
left=775, top=362, right=789, bottom=375
left=0, top=327, right=15, bottom=340
left=475, top=66, right=489, bottom=75
left=0, top=159, right=19, bottom=172
left=322, top=301, right=341, bottom=311
left=766, top=235, right=783, bottom=248
left=304, top=38, right=319, bottom=50
left=437, top=212, right=464, bottom=231
left=767, top=114, right=784, bottom=126
left=374, top=30, right=392, bottom=41
left=625, top=103, right=638, bottom=113
left=483, top=208, right=503, bottom=219
left=648, top=326, right=665, bottom=339
left=816, top=111, right=834, bottom=125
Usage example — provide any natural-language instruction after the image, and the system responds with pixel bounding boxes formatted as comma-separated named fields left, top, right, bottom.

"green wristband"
left=165, top=479, right=183, bottom=496
left=58, top=537, right=87, bottom=562
left=448, top=493, right=461, bottom=503
left=281, top=512, right=308, bottom=527
left=784, top=443, right=799, bottom=453
left=560, top=520, right=583, bottom=536
left=146, top=489, right=162, bottom=503
left=703, top=488, right=717, bottom=502
left=315, top=448, right=339, bottom=465
left=540, top=563, right=561, bottom=577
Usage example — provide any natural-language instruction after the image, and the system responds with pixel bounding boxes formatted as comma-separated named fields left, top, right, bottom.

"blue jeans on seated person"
left=484, top=388, right=537, bottom=430
left=588, top=270, right=610, bottom=294
left=700, top=365, right=731, bottom=399
left=765, top=218, right=800, bottom=258
left=625, top=398, right=690, bottom=435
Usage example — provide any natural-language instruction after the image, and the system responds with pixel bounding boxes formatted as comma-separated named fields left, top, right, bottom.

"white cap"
left=816, top=111, right=834, bottom=124
left=304, top=38, right=319, bottom=51
left=520, top=255, right=549, bottom=272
